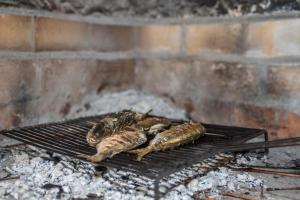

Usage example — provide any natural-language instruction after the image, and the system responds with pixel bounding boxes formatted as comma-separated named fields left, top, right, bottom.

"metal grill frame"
left=0, top=113, right=269, bottom=199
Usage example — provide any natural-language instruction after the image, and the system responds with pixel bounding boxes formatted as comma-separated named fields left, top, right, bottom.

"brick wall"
left=135, top=60, right=300, bottom=139
left=0, top=13, right=300, bottom=139
left=0, top=59, right=134, bottom=128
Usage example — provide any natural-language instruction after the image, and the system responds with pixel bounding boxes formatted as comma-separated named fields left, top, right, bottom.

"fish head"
left=189, top=121, right=206, bottom=133
left=86, top=122, right=106, bottom=146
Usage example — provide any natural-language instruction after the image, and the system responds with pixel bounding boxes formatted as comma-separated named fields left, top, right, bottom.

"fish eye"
left=93, top=124, right=104, bottom=134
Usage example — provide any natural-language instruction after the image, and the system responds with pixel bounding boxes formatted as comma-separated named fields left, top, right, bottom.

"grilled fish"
left=135, top=117, right=172, bottom=135
left=86, top=110, right=150, bottom=146
left=82, top=127, right=147, bottom=162
left=130, top=122, right=205, bottom=161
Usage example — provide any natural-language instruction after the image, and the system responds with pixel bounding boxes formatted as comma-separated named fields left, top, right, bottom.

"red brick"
left=272, top=19, right=300, bottom=56
left=40, top=59, right=97, bottom=95
left=190, top=100, right=235, bottom=125
left=0, top=105, right=21, bottom=129
left=36, top=17, right=89, bottom=51
left=267, top=65, right=300, bottom=97
left=135, top=26, right=181, bottom=53
left=33, top=59, right=134, bottom=118
left=135, top=59, right=185, bottom=96
left=245, top=21, right=277, bottom=57
left=135, top=60, right=259, bottom=102
left=0, top=15, right=33, bottom=51
left=231, top=102, right=300, bottom=139
left=35, top=59, right=97, bottom=117
left=89, top=25, right=134, bottom=51
left=186, top=23, right=243, bottom=55
left=0, top=99, right=45, bottom=129
left=96, top=60, right=135, bottom=91
left=277, top=113, right=300, bottom=139
left=245, top=19, right=300, bottom=57
left=0, top=59, right=134, bottom=128
left=36, top=17, right=135, bottom=52
left=0, top=60, right=37, bottom=105
left=190, top=100, right=275, bottom=130
left=233, top=103, right=276, bottom=129
left=191, top=100, right=300, bottom=139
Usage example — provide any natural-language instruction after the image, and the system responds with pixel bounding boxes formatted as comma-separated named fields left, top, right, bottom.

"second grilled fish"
left=83, top=127, right=147, bottom=162
left=130, top=122, right=205, bottom=161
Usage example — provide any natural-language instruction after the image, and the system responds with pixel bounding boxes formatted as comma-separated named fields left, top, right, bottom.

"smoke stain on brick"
left=267, top=65, right=300, bottom=97
left=245, top=21, right=277, bottom=56
left=96, top=82, right=107, bottom=94
left=60, top=102, right=71, bottom=116
left=11, top=113, right=21, bottom=127
left=84, top=102, right=91, bottom=110
left=186, top=23, right=243, bottom=55
left=176, top=97, right=195, bottom=114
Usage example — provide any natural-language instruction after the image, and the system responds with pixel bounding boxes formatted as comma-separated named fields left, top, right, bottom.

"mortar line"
left=31, top=16, right=36, bottom=52
left=1, top=51, right=300, bottom=65
left=179, top=24, right=187, bottom=56
left=256, top=63, right=268, bottom=100
left=237, top=22, right=249, bottom=55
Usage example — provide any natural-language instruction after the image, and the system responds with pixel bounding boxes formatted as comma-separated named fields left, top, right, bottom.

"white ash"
left=235, top=149, right=300, bottom=168
left=0, top=146, right=264, bottom=200
left=166, top=167, right=262, bottom=200
left=66, top=89, right=188, bottom=120
left=235, top=153, right=268, bottom=166
left=1, top=146, right=152, bottom=200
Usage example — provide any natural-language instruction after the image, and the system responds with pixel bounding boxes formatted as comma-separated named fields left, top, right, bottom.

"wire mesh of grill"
left=0, top=114, right=267, bottom=179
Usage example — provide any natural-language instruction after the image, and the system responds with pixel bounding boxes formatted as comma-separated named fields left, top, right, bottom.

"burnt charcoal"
left=86, top=193, right=99, bottom=198
left=40, top=155, right=62, bottom=164
left=41, top=183, right=63, bottom=198
left=95, top=165, right=107, bottom=172
left=1, top=0, right=299, bottom=18
left=293, top=159, right=300, bottom=168
left=121, top=175, right=129, bottom=180
left=42, top=183, right=60, bottom=189
left=84, top=103, right=91, bottom=110
left=60, top=102, right=71, bottom=116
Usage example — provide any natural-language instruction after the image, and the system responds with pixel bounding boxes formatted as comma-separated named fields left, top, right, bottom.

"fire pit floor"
left=0, top=114, right=267, bottom=179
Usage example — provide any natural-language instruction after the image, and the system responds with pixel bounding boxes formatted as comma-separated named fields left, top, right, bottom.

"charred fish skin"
left=86, top=110, right=149, bottom=146
left=135, top=117, right=172, bottom=135
left=83, top=128, right=147, bottom=162
left=131, top=122, right=205, bottom=161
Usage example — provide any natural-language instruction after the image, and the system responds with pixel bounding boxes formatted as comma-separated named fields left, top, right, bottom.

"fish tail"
left=136, top=109, right=153, bottom=120
left=86, top=153, right=106, bottom=163
left=129, top=147, right=152, bottom=161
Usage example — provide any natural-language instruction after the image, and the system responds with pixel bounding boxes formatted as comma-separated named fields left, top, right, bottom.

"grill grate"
left=0, top=113, right=267, bottom=179
left=3, top=114, right=300, bottom=199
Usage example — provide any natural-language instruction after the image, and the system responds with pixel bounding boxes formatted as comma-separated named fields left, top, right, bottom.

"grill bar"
left=221, top=137, right=300, bottom=152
